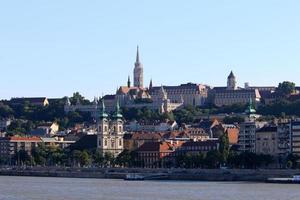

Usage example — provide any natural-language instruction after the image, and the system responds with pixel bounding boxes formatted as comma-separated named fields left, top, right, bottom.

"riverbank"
left=1, top=167, right=300, bottom=182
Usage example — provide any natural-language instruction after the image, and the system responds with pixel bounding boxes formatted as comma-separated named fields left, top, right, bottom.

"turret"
left=227, top=70, right=237, bottom=90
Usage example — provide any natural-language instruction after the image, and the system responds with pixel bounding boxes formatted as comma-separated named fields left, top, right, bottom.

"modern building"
left=277, top=122, right=291, bottom=159
left=291, top=120, right=300, bottom=156
left=0, top=136, right=41, bottom=164
left=255, top=126, right=277, bottom=156
left=238, top=121, right=256, bottom=153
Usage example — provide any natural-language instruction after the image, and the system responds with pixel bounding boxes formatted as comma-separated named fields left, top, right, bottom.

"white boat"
left=267, top=175, right=300, bottom=184
left=124, top=173, right=145, bottom=181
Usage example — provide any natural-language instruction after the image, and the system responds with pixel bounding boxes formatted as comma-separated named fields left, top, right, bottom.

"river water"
left=0, top=176, right=299, bottom=200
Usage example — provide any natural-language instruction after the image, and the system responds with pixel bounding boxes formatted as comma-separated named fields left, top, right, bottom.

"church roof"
left=228, top=71, right=235, bottom=78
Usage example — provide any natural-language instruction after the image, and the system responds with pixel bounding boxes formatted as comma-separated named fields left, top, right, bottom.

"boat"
left=267, top=175, right=300, bottom=184
left=124, top=173, right=145, bottom=181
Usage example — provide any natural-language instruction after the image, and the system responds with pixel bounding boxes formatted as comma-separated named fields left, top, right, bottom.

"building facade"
left=211, top=71, right=261, bottom=107
left=97, top=101, right=125, bottom=157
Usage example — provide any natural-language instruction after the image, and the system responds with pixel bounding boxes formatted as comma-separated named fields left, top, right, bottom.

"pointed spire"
left=127, top=75, right=131, bottom=88
left=136, top=45, right=140, bottom=63
left=149, top=79, right=153, bottom=89
left=99, top=98, right=108, bottom=119
left=245, top=96, right=256, bottom=114
left=228, top=70, right=235, bottom=78
left=113, top=99, right=123, bottom=119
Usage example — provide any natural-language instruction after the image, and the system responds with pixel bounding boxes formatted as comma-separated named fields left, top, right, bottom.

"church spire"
left=136, top=45, right=140, bottom=63
left=149, top=79, right=153, bottom=89
left=127, top=76, right=131, bottom=88
left=99, top=98, right=108, bottom=119
left=113, top=100, right=123, bottom=119
left=133, top=45, right=144, bottom=88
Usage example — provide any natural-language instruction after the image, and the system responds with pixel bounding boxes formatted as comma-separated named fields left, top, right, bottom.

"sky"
left=1, top=0, right=300, bottom=100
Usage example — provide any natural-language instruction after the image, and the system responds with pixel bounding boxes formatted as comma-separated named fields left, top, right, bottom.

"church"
left=96, top=99, right=125, bottom=157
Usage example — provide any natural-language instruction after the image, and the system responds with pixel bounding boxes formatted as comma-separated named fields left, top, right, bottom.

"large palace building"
left=210, top=71, right=261, bottom=107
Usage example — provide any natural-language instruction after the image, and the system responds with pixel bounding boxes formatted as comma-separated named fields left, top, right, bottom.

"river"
left=0, top=176, right=299, bottom=200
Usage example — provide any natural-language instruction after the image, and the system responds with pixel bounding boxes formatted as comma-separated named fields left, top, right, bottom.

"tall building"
left=133, top=46, right=144, bottom=88
left=291, top=120, right=300, bottom=156
left=227, top=71, right=237, bottom=90
left=238, top=121, right=256, bottom=153
left=97, top=100, right=125, bottom=157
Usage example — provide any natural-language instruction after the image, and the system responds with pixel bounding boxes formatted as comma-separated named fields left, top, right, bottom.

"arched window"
left=104, top=126, right=108, bottom=132
left=119, top=139, right=122, bottom=146
left=104, top=139, right=107, bottom=146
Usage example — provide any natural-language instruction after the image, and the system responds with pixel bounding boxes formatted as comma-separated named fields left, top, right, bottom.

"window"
left=119, top=139, right=122, bottom=146
left=104, top=140, right=107, bottom=146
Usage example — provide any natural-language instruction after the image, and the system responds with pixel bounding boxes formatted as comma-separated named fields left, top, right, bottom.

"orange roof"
left=9, top=136, right=41, bottom=142
left=226, top=128, right=239, bottom=144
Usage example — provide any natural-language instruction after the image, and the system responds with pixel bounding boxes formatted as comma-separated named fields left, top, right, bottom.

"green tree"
left=219, top=134, right=230, bottom=164
left=276, top=81, right=295, bottom=97
left=204, top=150, right=221, bottom=168
left=93, top=150, right=105, bottom=167
left=80, top=150, right=91, bottom=167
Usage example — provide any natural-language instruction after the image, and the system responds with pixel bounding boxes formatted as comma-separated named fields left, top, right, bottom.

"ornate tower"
left=97, top=100, right=124, bottom=157
left=97, top=99, right=109, bottom=151
left=133, top=46, right=144, bottom=88
left=227, top=71, right=237, bottom=90
left=110, top=100, right=124, bottom=156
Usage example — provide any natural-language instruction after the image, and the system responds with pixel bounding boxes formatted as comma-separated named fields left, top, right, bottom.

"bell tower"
left=133, top=46, right=144, bottom=88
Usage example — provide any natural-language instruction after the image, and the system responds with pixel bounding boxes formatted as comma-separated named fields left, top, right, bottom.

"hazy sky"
left=1, top=0, right=300, bottom=100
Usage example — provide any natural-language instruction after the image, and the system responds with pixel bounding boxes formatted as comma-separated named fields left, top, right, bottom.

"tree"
left=93, top=150, right=105, bottom=167
left=115, top=150, right=133, bottom=167
left=72, top=150, right=82, bottom=167
left=14, top=150, right=32, bottom=166
left=219, top=134, right=230, bottom=164
left=204, top=150, right=221, bottom=168
left=223, top=116, right=244, bottom=124
left=80, top=150, right=91, bottom=167
left=104, top=152, right=115, bottom=167
left=277, top=81, right=295, bottom=97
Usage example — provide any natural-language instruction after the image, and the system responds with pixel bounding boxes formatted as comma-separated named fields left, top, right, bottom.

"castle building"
left=97, top=100, right=125, bottom=157
left=133, top=46, right=144, bottom=88
left=149, top=83, right=208, bottom=107
left=210, top=71, right=261, bottom=107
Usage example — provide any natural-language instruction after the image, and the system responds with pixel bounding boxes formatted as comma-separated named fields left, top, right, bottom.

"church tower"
left=134, top=46, right=144, bottom=88
left=97, top=99, right=124, bottom=157
left=97, top=99, right=109, bottom=151
left=227, top=71, right=237, bottom=90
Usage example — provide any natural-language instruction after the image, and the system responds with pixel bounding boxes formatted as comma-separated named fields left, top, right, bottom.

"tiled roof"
left=9, top=136, right=41, bottom=142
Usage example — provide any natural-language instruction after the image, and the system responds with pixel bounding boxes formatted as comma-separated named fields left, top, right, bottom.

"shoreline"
left=1, top=167, right=300, bottom=182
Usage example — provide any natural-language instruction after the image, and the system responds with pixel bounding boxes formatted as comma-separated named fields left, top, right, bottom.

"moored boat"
left=124, top=173, right=145, bottom=181
left=267, top=175, right=300, bottom=184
